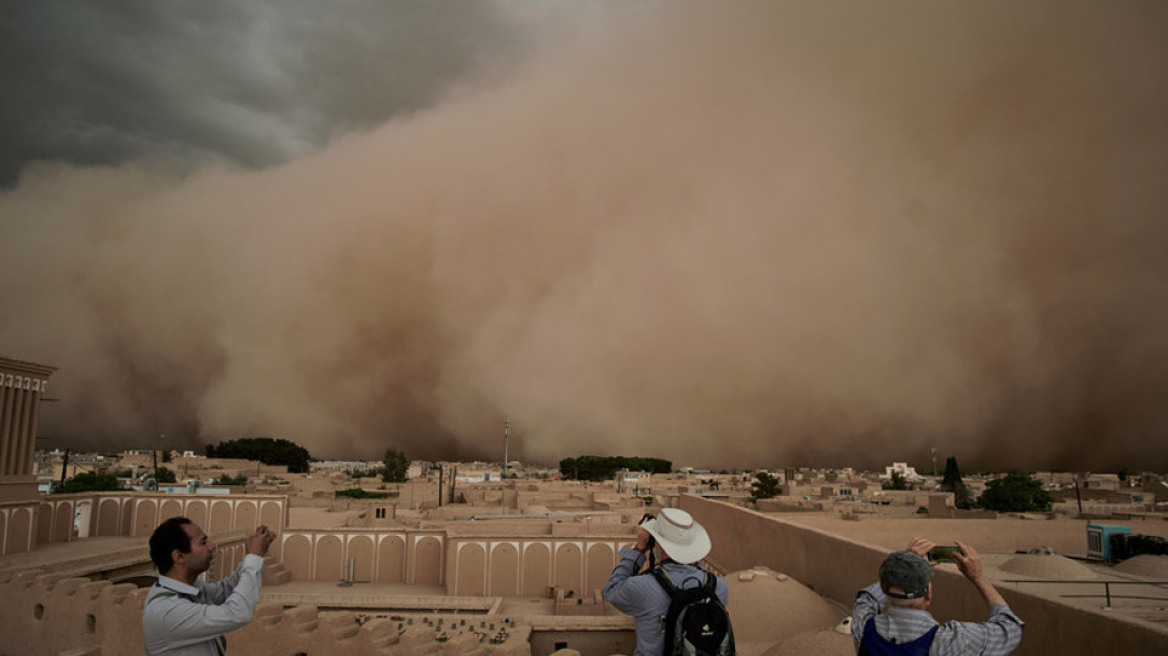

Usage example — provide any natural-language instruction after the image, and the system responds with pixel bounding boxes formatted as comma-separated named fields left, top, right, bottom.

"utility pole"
left=155, top=433, right=165, bottom=480
left=60, top=448, right=70, bottom=488
left=931, top=447, right=937, bottom=479
left=503, top=415, right=510, bottom=479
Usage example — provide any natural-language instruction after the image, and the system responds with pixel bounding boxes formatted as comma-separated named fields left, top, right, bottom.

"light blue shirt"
left=142, top=554, right=264, bottom=656
left=603, top=548, right=730, bottom=656
left=852, top=582, right=1024, bottom=655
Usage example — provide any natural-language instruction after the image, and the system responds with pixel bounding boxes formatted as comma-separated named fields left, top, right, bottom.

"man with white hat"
left=852, top=537, right=1024, bottom=655
left=604, top=508, right=730, bottom=656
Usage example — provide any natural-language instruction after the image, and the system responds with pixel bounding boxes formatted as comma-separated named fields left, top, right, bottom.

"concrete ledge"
left=260, top=590, right=499, bottom=612
left=681, top=494, right=1168, bottom=656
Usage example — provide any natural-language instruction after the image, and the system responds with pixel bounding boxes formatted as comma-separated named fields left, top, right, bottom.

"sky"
left=2, top=1, right=1167, bottom=472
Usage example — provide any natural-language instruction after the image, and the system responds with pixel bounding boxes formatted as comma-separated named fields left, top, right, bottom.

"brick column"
left=0, top=379, right=13, bottom=475
left=14, top=382, right=42, bottom=477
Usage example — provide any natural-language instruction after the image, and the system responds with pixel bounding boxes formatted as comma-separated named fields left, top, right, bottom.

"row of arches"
left=1, top=494, right=290, bottom=555
left=129, top=497, right=285, bottom=548
left=451, top=540, right=626, bottom=597
left=280, top=532, right=442, bottom=585
left=274, top=531, right=630, bottom=598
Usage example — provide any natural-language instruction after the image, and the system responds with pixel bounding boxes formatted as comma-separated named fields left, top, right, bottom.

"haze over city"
left=2, top=1, right=1167, bottom=471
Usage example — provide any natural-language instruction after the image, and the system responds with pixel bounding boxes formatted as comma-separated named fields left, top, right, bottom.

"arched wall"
left=36, top=502, right=53, bottom=545
left=6, top=506, right=31, bottom=554
left=315, top=536, right=343, bottom=582
left=234, top=501, right=257, bottom=531
left=413, top=536, right=442, bottom=586
left=186, top=500, right=207, bottom=528
left=522, top=543, right=552, bottom=597
left=455, top=543, right=486, bottom=596
left=260, top=502, right=284, bottom=559
left=97, top=499, right=120, bottom=536
left=348, top=536, right=374, bottom=582
left=586, top=543, right=616, bottom=594
left=209, top=501, right=232, bottom=533
left=159, top=499, right=182, bottom=524
left=377, top=536, right=405, bottom=583
left=283, top=535, right=312, bottom=582
left=134, top=500, right=157, bottom=537
left=10, top=494, right=287, bottom=546
left=266, top=529, right=625, bottom=598
left=52, top=501, right=73, bottom=542
left=554, top=543, right=584, bottom=595
left=489, top=543, right=519, bottom=597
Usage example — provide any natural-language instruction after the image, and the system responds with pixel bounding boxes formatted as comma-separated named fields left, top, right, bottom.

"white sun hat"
left=643, top=508, right=711, bottom=565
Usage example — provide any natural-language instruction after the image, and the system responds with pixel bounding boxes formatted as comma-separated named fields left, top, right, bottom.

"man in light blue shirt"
left=143, top=517, right=276, bottom=656
left=852, top=538, right=1024, bottom=655
left=603, top=508, right=730, bottom=656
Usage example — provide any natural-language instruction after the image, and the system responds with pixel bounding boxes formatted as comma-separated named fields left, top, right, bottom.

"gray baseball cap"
left=879, top=551, right=934, bottom=599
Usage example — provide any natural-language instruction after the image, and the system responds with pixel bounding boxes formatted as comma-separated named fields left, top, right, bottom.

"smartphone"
left=928, top=545, right=961, bottom=563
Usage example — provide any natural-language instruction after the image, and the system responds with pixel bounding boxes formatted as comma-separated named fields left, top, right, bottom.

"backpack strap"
left=701, top=570, right=716, bottom=595
left=651, top=566, right=715, bottom=598
left=651, top=566, right=680, bottom=598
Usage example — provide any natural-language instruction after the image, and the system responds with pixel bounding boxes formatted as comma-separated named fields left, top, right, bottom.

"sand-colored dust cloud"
left=2, top=1, right=1167, bottom=470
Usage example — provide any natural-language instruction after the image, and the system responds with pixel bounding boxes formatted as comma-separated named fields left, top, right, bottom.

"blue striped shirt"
left=603, top=549, right=730, bottom=656
left=852, top=582, right=1024, bottom=655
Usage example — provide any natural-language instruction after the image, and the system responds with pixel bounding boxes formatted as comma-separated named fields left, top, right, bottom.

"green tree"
left=1118, top=468, right=1129, bottom=482
left=882, top=471, right=908, bottom=490
left=211, top=474, right=249, bottom=486
left=381, top=448, right=410, bottom=483
left=161, top=450, right=172, bottom=463
left=155, top=466, right=177, bottom=484
left=559, top=456, right=672, bottom=481
left=55, top=472, right=123, bottom=494
left=205, top=437, right=312, bottom=473
left=978, top=473, right=1054, bottom=512
left=940, top=456, right=972, bottom=509
left=750, top=471, right=781, bottom=499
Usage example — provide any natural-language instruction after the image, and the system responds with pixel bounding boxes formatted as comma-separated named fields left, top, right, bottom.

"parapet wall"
left=0, top=492, right=289, bottom=559
left=680, top=494, right=1168, bottom=656
left=444, top=535, right=631, bottom=598
left=0, top=547, right=535, bottom=656
left=0, top=499, right=38, bottom=555
left=279, top=527, right=635, bottom=599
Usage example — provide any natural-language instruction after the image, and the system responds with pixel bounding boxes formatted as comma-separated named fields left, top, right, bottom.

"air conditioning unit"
left=1086, top=524, right=1130, bottom=560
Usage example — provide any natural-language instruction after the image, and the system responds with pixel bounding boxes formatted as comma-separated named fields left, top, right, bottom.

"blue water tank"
left=1086, top=524, right=1131, bottom=559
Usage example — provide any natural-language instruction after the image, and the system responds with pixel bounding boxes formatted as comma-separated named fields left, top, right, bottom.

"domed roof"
left=762, top=628, right=854, bottom=656
left=999, top=552, right=1097, bottom=579
left=1113, top=554, right=1168, bottom=578
left=726, top=567, right=845, bottom=654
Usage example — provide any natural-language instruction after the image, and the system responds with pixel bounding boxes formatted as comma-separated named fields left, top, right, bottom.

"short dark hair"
left=149, top=516, right=193, bottom=574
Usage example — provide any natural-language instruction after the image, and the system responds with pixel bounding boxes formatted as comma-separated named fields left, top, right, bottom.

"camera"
left=928, top=545, right=961, bottom=563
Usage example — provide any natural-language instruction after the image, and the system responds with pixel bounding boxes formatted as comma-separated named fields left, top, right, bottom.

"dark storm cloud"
left=3, top=1, right=1168, bottom=473
left=0, top=0, right=525, bottom=185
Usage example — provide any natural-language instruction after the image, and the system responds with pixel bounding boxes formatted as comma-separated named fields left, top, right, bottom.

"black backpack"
left=651, top=567, right=736, bottom=656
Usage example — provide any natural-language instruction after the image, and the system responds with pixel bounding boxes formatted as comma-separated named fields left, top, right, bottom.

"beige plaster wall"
left=445, top=537, right=629, bottom=598
left=0, top=492, right=289, bottom=560
left=0, top=500, right=38, bottom=555
left=680, top=495, right=1168, bottom=656
left=279, top=529, right=445, bottom=584
left=0, top=559, right=535, bottom=656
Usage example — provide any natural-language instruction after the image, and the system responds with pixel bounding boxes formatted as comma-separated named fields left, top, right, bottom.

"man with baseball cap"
left=852, top=537, right=1024, bottom=655
left=604, top=508, right=730, bottom=656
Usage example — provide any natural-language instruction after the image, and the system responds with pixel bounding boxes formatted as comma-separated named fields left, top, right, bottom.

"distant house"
left=881, top=462, right=922, bottom=482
